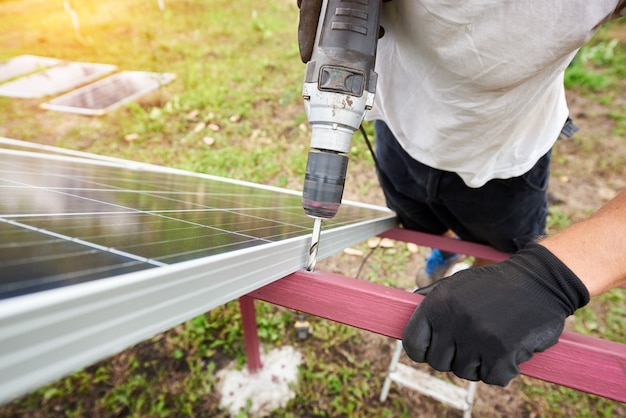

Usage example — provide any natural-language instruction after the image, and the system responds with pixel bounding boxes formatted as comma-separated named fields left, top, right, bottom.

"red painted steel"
left=381, top=227, right=626, bottom=288
left=379, top=227, right=512, bottom=262
left=239, top=296, right=262, bottom=373
left=248, top=270, right=626, bottom=403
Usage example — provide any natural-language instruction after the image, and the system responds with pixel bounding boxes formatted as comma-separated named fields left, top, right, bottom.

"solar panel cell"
left=0, top=221, right=153, bottom=300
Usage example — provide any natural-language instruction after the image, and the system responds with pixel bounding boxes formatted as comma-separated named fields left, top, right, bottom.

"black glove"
left=297, top=0, right=323, bottom=63
left=402, top=242, right=589, bottom=386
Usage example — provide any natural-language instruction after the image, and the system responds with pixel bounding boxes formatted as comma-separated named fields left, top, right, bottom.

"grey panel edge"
left=0, top=213, right=397, bottom=404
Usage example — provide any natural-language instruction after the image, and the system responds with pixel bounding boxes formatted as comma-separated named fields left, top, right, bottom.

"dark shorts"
left=374, top=120, right=550, bottom=253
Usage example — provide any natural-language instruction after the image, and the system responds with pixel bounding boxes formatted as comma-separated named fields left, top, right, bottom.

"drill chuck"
left=303, top=150, right=349, bottom=219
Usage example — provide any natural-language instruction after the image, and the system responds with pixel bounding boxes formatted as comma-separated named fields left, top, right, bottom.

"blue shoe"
left=415, top=249, right=460, bottom=288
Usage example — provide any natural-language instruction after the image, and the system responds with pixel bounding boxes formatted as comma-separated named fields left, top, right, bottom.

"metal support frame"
left=245, top=227, right=626, bottom=404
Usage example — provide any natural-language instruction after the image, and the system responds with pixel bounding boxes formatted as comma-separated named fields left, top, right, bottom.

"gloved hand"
left=297, top=0, right=392, bottom=63
left=297, top=0, right=323, bottom=63
left=402, top=242, right=590, bottom=386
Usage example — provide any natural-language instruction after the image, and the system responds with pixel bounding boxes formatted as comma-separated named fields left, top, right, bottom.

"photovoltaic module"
left=0, top=137, right=396, bottom=404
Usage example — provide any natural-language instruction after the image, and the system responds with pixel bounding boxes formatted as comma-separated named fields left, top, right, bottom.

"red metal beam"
left=381, top=227, right=626, bottom=288
left=379, top=227, right=511, bottom=262
left=248, top=270, right=626, bottom=403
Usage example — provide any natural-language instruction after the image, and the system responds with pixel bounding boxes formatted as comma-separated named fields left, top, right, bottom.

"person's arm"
left=402, top=190, right=626, bottom=386
left=541, top=189, right=626, bottom=295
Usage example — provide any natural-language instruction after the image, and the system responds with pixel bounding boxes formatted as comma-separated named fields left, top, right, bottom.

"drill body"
left=302, top=0, right=382, bottom=220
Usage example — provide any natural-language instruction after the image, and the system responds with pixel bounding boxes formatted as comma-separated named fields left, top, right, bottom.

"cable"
left=359, top=124, right=380, bottom=172
left=355, top=244, right=379, bottom=279
left=354, top=124, right=384, bottom=280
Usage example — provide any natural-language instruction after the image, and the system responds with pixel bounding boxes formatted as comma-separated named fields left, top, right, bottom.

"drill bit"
left=306, top=218, right=322, bottom=271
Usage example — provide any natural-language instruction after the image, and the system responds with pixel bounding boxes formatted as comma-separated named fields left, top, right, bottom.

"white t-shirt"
left=366, top=1, right=625, bottom=187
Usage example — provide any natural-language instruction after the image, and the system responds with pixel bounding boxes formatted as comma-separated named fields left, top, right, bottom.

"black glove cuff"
left=517, top=242, right=590, bottom=314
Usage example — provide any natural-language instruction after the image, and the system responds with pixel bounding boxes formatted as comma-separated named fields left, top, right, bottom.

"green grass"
left=565, top=24, right=626, bottom=92
left=0, top=0, right=313, bottom=187
left=1, top=2, right=625, bottom=417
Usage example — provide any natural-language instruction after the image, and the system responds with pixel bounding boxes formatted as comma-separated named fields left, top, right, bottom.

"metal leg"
left=379, top=338, right=478, bottom=417
left=463, top=381, right=478, bottom=418
left=239, top=296, right=263, bottom=373
left=380, top=340, right=404, bottom=402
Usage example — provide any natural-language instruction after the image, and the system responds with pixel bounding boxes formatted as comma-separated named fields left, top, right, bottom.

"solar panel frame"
left=41, top=71, right=177, bottom=115
left=0, top=62, right=117, bottom=98
left=0, top=55, right=61, bottom=83
left=0, top=138, right=397, bottom=404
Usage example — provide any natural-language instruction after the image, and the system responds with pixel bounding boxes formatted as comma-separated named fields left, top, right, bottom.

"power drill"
left=301, top=0, right=383, bottom=270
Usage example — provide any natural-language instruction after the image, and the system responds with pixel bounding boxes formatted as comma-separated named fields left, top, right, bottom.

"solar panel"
left=0, top=62, right=116, bottom=98
left=41, top=71, right=176, bottom=115
left=0, top=55, right=61, bottom=83
left=0, top=138, right=396, bottom=404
